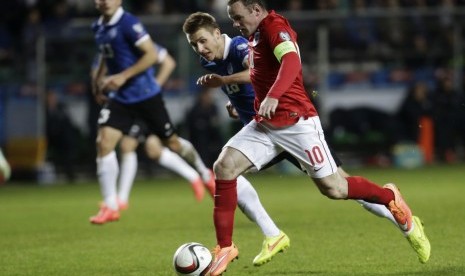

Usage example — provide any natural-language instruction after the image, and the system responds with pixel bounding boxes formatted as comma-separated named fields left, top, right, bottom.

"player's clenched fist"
left=258, top=97, right=278, bottom=119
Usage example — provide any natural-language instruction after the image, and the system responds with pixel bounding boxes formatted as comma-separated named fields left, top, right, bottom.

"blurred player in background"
left=90, top=0, right=214, bottom=224
left=91, top=47, right=212, bottom=209
left=0, top=148, right=11, bottom=184
left=108, top=43, right=214, bottom=210
left=187, top=1, right=430, bottom=274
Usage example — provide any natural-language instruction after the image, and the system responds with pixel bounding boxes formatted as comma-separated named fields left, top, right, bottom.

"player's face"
left=227, top=2, right=260, bottom=37
left=186, top=28, right=223, bottom=61
left=95, top=0, right=121, bottom=18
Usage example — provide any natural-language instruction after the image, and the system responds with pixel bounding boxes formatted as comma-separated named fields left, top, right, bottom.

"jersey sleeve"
left=231, top=37, right=249, bottom=68
left=121, top=15, right=150, bottom=47
left=264, top=22, right=299, bottom=63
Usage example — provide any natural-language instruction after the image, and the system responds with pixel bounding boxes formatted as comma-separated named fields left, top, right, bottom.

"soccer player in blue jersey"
left=90, top=0, right=215, bottom=224
left=92, top=43, right=213, bottom=210
left=183, top=11, right=429, bottom=272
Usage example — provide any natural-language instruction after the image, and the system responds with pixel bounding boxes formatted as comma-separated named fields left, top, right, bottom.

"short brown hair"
left=227, top=0, right=267, bottom=9
left=182, top=12, right=220, bottom=35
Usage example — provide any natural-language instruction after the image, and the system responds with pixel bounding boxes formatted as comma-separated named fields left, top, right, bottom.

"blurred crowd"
left=1, top=0, right=465, bottom=180
left=324, top=77, right=465, bottom=165
left=5, top=0, right=465, bottom=21
left=1, top=0, right=465, bottom=75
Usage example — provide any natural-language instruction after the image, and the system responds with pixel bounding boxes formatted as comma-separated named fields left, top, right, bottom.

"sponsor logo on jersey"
left=279, top=31, right=291, bottom=41
left=132, top=23, right=144, bottom=34
left=227, top=63, right=233, bottom=75
left=236, top=43, right=248, bottom=51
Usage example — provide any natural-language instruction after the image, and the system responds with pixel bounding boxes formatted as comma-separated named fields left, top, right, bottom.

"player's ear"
left=251, top=4, right=261, bottom=15
left=213, top=28, right=221, bottom=39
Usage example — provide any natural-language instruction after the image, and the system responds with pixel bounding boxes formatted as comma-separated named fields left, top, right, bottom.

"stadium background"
left=1, top=0, right=465, bottom=182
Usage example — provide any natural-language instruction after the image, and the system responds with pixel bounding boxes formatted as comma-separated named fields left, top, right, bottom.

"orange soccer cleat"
left=208, top=243, right=239, bottom=276
left=191, top=178, right=205, bottom=202
left=89, top=204, right=120, bottom=225
left=384, top=183, right=413, bottom=232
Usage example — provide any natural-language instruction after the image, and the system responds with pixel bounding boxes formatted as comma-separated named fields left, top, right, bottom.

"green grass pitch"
left=0, top=164, right=464, bottom=275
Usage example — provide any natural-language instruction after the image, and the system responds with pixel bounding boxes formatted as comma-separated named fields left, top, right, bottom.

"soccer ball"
left=173, top=242, right=212, bottom=276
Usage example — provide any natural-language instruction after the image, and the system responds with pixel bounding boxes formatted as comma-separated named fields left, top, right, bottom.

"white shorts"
left=224, top=116, right=338, bottom=178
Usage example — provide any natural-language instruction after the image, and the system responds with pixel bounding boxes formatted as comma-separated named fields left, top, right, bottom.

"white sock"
left=236, top=175, right=280, bottom=237
left=0, top=148, right=11, bottom=180
left=117, top=152, right=137, bottom=203
left=177, top=137, right=211, bottom=182
left=96, top=151, right=119, bottom=210
left=158, top=148, right=200, bottom=183
left=356, top=200, right=397, bottom=226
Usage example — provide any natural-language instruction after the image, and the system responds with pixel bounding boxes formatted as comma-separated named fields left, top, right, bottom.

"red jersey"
left=249, top=11, right=317, bottom=127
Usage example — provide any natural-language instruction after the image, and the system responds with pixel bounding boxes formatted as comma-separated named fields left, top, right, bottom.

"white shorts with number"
left=224, top=116, right=338, bottom=178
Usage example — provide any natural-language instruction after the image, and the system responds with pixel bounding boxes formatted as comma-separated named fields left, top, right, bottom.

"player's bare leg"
left=164, top=134, right=215, bottom=196
left=145, top=135, right=206, bottom=201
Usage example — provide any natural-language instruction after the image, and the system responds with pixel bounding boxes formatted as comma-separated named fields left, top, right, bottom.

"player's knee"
left=96, top=139, right=114, bottom=156
left=213, top=157, right=236, bottom=179
left=145, top=146, right=162, bottom=160
left=213, top=158, right=226, bottom=175
left=96, top=127, right=122, bottom=156
left=145, top=137, right=163, bottom=159
left=164, top=136, right=182, bottom=153
left=120, top=139, right=138, bottom=153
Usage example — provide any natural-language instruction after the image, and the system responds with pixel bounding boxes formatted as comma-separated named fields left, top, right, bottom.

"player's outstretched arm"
left=196, top=73, right=225, bottom=87
left=222, top=69, right=250, bottom=84
left=196, top=69, right=251, bottom=88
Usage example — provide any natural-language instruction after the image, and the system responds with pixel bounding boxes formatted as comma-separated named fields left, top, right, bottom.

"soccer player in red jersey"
left=207, top=1, right=431, bottom=274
